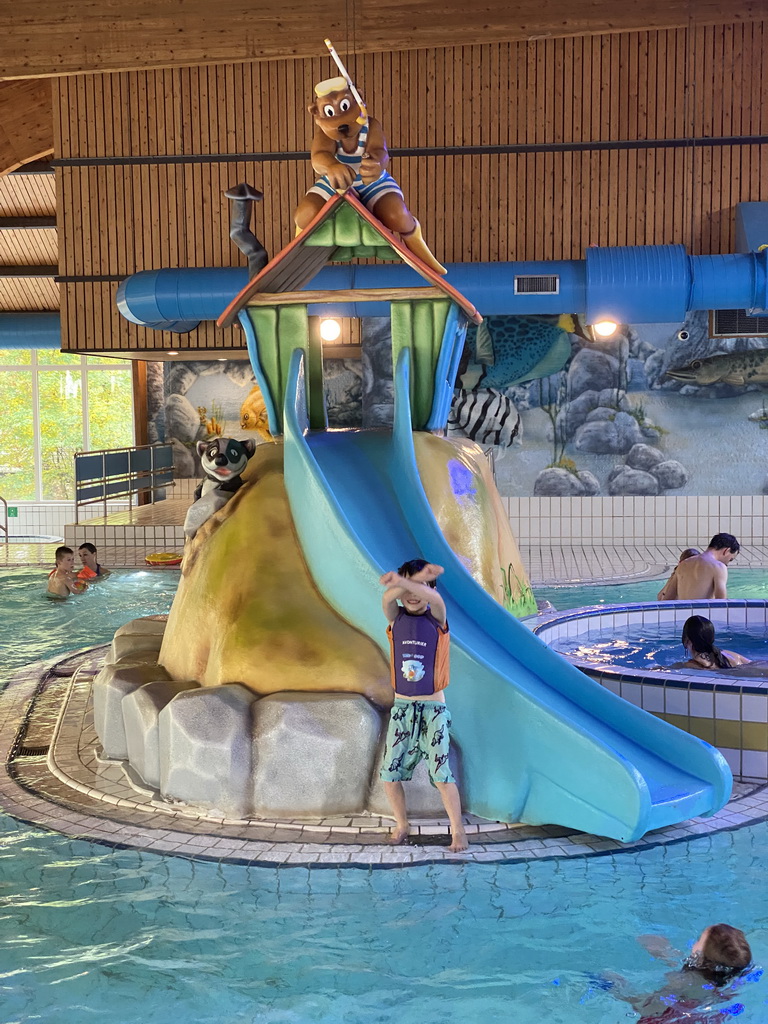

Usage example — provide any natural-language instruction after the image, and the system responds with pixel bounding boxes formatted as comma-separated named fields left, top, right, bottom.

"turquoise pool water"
left=536, top=568, right=768, bottom=612
left=551, top=622, right=768, bottom=670
left=1, top=812, right=766, bottom=1023
left=0, top=568, right=179, bottom=672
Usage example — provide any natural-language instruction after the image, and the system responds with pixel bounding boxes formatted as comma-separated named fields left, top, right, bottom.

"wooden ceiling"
left=0, top=168, right=58, bottom=311
left=1, top=0, right=764, bottom=79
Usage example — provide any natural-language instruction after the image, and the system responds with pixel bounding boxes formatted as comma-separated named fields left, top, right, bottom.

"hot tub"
left=531, top=600, right=768, bottom=783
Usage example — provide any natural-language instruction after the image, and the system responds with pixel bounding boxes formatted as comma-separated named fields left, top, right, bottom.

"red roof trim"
left=217, top=190, right=482, bottom=327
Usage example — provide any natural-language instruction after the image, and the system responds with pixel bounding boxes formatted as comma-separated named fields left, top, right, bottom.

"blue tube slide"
left=282, top=347, right=731, bottom=842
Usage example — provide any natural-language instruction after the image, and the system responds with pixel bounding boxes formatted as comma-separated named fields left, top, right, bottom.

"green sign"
left=7, top=507, right=18, bottom=517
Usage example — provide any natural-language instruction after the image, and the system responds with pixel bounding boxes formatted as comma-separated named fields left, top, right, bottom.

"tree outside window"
left=0, top=351, right=134, bottom=501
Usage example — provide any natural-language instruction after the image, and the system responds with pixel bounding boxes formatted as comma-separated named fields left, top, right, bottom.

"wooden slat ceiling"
left=0, top=170, right=58, bottom=311
left=0, top=277, right=58, bottom=310
left=1, top=0, right=764, bottom=79
left=0, top=173, right=55, bottom=216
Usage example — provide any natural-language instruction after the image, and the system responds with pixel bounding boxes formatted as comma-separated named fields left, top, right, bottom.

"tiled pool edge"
left=2, top=649, right=768, bottom=867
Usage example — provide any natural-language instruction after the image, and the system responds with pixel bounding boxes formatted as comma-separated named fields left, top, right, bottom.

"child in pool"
left=607, top=924, right=754, bottom=1022
left=676, top=615, right=750, bottom=671
left=657, top=548, right=700, bottom=601
left=47, top=546, right=85, bottom=598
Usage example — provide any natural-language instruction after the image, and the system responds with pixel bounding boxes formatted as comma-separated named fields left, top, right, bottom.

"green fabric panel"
left=352, top=245, right=377, bottom=258
left=375, top=248, right=402, bottom=261
left=277, top=305, right=309, bottom=411
left=329, top=249, right=353, bottom=262
left=333, top=203, right=364, bottom=246
left=411, top=300, right=436, bottom=428
left=248, top=307, right=281, bottom=422
left=306, top=221, right=336, bottom=246
left=390, top=301, right=414, bottom=418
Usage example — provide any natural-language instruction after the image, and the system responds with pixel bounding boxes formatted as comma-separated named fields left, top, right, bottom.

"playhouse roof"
left=217, top=190, right=482, bottom=327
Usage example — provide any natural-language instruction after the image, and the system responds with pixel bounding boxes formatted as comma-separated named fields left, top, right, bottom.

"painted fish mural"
left=448, top=389, right=521, bottom=447
left=666, top=349, right=768, bottom=386
left=463, top=314, right=576, bottom=390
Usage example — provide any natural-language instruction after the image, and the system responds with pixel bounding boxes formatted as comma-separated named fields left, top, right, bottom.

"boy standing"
left=378, top=559, right=468, bottom=852
left=47, top=546, right=82, bottom=598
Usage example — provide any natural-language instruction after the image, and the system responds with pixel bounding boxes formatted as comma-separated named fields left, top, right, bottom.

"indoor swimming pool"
left=536, top=568, right=768, bottom=612
left=0, top=568, right=180, bottom=671
left=1, top=811, right=766, bottom=1023
left=1, top=565, right=766, bottom=1022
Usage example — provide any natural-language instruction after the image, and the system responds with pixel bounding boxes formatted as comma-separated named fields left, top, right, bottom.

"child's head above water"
left=679, top=547, right=701, bottom=562
left=54, top=545, right=74, bottom=569
left=685, top=924, right=752, bottom=984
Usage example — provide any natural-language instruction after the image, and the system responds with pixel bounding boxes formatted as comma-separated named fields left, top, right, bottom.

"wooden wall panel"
left=54, top=23, right=768, bottom=354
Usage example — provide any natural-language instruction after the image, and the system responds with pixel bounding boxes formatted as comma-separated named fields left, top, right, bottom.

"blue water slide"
left=282, top=349, right=731, bottom=841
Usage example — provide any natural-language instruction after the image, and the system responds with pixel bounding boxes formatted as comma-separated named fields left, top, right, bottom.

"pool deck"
left=2, top=544, right=768, bottom=866
left=8, top=539, right=768, bottom=580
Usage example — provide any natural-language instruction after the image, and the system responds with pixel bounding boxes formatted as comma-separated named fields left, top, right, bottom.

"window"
left=0, top=351, right=134, bottom=501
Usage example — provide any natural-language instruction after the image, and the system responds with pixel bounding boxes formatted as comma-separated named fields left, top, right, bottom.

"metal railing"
left=74, top=443, right=174, bottom=523
left=0, top=494, right=7, bottom=543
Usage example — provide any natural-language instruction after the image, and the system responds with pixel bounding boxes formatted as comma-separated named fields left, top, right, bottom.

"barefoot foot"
left=448, top=830, right=469, bottom=853
left=388, top=827, right=410, bottom=846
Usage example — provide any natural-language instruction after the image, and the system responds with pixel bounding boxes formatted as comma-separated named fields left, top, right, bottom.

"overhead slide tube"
left=115, top=246, right=768, bottom=334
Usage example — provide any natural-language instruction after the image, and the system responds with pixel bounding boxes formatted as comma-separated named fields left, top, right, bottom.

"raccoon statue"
left=183, top=437, right=257, bottom=540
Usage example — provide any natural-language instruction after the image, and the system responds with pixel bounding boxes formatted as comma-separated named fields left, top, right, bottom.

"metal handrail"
left=0, top=493, right=7, bottom=544
left=74, top=443, right=174, bottom=524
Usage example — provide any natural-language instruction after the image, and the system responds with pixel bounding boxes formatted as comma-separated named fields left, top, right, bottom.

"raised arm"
left=379, top=564, right=447, bottom=626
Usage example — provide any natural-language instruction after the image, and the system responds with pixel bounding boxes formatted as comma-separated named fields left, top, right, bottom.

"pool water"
left=1, top=812, right=766, bottom=1023
left=536, top=568, right=768, bottom=612
left=552, top=622, right=768, bottom=671
left=0, top=567, right=179, bottom=672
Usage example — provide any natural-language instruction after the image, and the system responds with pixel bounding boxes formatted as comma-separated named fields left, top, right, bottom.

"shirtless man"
left=47, top=546, right=83, bottom=599
left=659, top=533, right=739, bottom=601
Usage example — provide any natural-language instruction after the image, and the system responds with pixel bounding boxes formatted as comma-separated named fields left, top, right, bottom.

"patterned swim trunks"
left=379, top=699, right=455, bottom=784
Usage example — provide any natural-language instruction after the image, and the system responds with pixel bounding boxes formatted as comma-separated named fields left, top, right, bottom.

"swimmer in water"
left=77, top=542, right=110, bottom=580
left=657, top=547, right=700, bottom=601
left=47, top=546, right=85, bottom=599
left=677, top=615, right=750, bottom=671
left=606, top=924, right=754, bottom=1022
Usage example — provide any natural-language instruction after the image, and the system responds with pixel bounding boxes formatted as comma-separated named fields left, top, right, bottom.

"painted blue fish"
left=464, top=314, right=575, bottom=389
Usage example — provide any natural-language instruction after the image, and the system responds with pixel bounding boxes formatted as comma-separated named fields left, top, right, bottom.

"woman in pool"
left=679, top=615, right=750, bottom=670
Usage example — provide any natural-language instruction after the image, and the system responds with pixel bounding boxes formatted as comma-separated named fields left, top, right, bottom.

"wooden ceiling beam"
left=0, top=216, right=56, bottom=228
left=0, top=80, right=53, bottom=175
left=0, top=265, right=57, bottom=277
left=0, top=0, right=763, bottom=79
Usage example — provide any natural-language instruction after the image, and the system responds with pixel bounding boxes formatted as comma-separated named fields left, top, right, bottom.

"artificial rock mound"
left=93, top=618, right=456, bottom=819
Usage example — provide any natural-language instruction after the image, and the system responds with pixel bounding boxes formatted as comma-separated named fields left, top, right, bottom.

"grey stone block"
left=159, top=684, right=257, bottom=818
left=367, top=742, right=462, bottom=818
left=93, top=659, right=170, bottom=759
left=122, top=679, right=199, bottom=789
left=108, top=633, right=164, bottom=664
left=251, top=693, right=384, bottom=818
